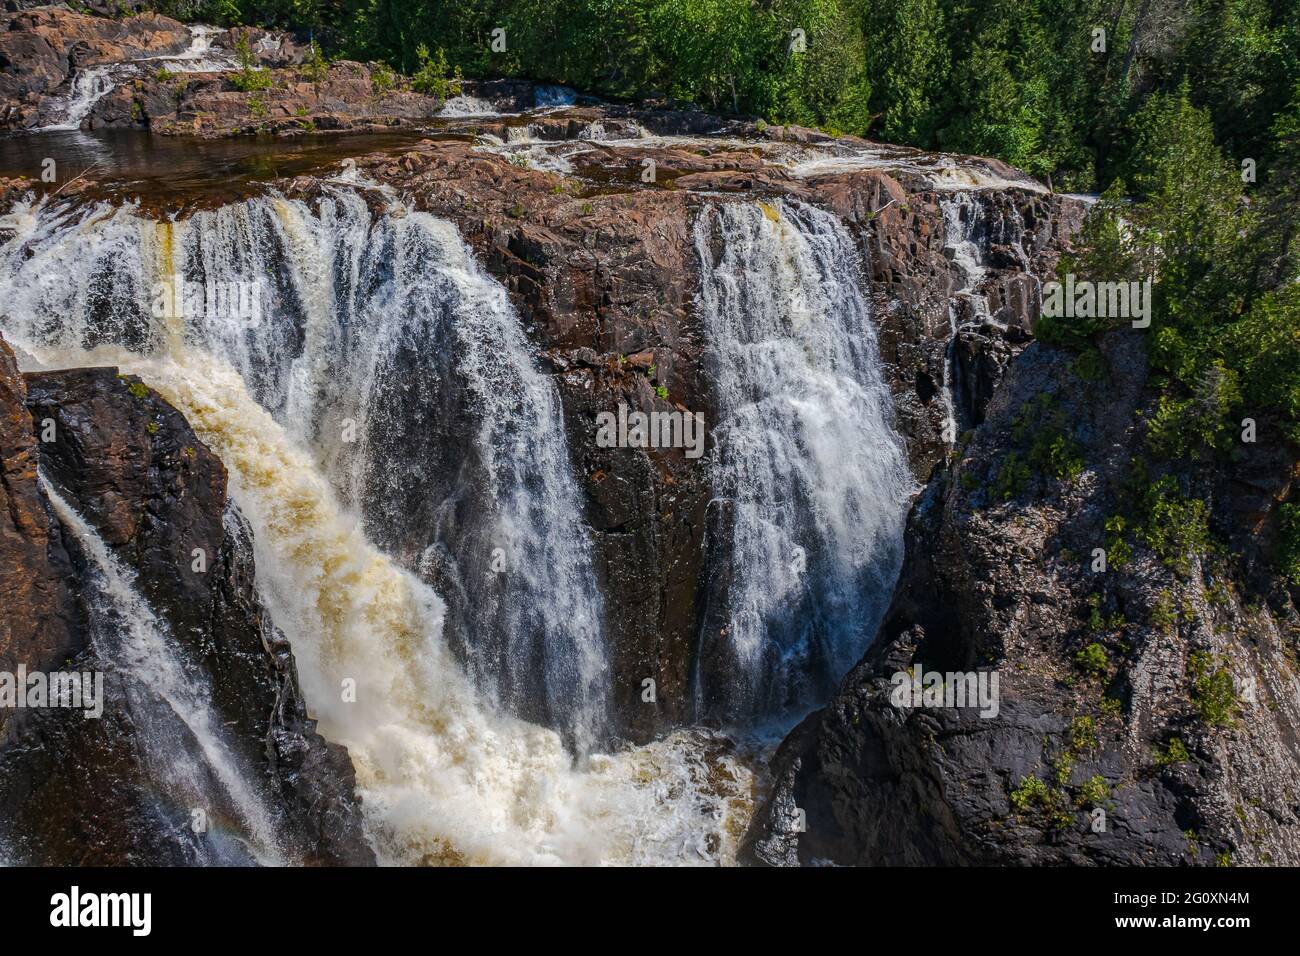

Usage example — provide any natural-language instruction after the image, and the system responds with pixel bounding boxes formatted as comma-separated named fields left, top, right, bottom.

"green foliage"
left=1222, top=285, right=1300, bottom=444
left=1103, top=514, right=1132, bottom=568
left=992, top=394, right=1084, bottom=500
left=1074, top=642, right=1109, bottom=677
left=1151, top=588, right=1178, bottom=633
left=1145, top=362, right=1242, bottom=458
left=1067, top=715, right=1098, bottom=754
left=1279, top=503, right=1300, bottom=585
left=862, top=0, right=946, bottom=141
left=411, top=43, right=463, bottom=101
left=1077, top=774, right=1108, bottom=808
left=301, top=40, right=329, bottom=89
left=231, top=32, right=274, bottom=92
left=992, top=450, right=1030, bottom=501
left=1189, top=650, right=1240, bottom=727
left=192, top=0, right=1298, bottom=196
left=1010, top=775, right=1071, bottom=828
left=370, top=60, right=397, bottom=96
left=1137, top=476, right=1212, bottom=576
left=1155, top=736, right=1190, bottom=767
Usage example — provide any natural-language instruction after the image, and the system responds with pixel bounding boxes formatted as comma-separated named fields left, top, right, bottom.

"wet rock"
left=0, top=342, right=374, bottom=865
left=0, top=7, right=190, bottom=128
left=310, top=129, right=1082, bottom=743
left=745, top=332, right=1300, bottom=865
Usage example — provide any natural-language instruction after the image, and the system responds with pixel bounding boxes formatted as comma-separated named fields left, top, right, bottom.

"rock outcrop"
left=743, top=331, right=1300, bottom=866
left=0, top=334, right=374, bottom=865
left=313, top=119, right=1082, bottom=742
left=0, top=6, right=190, bottom=128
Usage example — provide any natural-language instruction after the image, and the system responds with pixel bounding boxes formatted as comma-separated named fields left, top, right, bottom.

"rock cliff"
left=743, top=331, right=1300, bottom=865
left=0, top=334, right=373, bottom=864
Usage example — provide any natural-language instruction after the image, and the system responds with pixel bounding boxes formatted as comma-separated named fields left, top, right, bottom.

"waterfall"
left=692, top=199, right=913, bottom=726
left=0, top=190, right=608, bottom=751
left=39, top=66, right=123, bottom=131
left=38, top=25, right=239, bottom=132
left=0, top=192, right=751, bottom=864
left=38, top=474, right=285, bottom=866
left=938, top=193, right=994, bottom=441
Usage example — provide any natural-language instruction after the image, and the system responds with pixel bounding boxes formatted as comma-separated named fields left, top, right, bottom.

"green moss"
left=1077, top=774, right=1109, bottom=808
left=1189, top=650, right=1239, bottom=726
left=1074, top=642, right=1109, bottom=677
left=1156, top=736, right=1190, bottom=767
left=125, top=380, right=149, bottom=400
left=1072, top=347, right=1105, bottom=382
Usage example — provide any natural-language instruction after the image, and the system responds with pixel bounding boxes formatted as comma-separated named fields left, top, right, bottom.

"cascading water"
left=692, top=199, right=914, bottom=727
left=38, top=475, right=285, bottom=866
left=0, top=190, right=751, bottom=864
left=1, top=189, right=608, bottom=751
left=938, top=192, right=997, bottom=442
left=39, top=66, right=122, bottom=131
left=38, top=25, right=241, bottom=131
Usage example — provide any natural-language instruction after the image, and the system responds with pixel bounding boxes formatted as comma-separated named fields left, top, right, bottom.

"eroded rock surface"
left=313, top=121, right=1083, bottom=741
left=0, top=335, right=373, bottom=864
left=744, top=333, right=1300, bottom=865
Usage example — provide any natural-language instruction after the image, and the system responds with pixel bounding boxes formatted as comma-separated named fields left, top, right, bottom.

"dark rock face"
left=0, top=334, right=79, bottom=676
left=744, top=332, right=1300, bottom=866
left=0, top=7, right=190, bottom=128
left=0, top=339, right=373, bottom=865
left=323, top=130, right=1080, bottom=743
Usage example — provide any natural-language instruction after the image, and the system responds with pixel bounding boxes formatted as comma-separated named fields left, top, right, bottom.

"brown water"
left=0, top=128, right=433, bottom=212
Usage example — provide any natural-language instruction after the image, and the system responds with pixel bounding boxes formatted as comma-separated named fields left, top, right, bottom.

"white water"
left=937, top=193, right=996, bottom=443
left=692, top=200, right=914, bottom=724
left=40, top=66, right=122, bottom=131
left=438, top=94, right=500, bottom=117
left=39, top=474, right=284, bottom=865
left=38, top=25, right=247, bottom=131
left=0, top=190, right=609, bottom=749
left=0, top=193, right=753, bottom=865
left=149, top=25, right=240, bottom=74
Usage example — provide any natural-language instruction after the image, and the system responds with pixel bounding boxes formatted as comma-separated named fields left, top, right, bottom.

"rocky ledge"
left=743, top=330, right=1300, bottom=866
left=285, top=120, right=1085, bottom=742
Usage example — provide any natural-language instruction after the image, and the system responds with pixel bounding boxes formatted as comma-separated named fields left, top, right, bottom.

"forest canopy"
left=154, top=0, right=1298, bottom=194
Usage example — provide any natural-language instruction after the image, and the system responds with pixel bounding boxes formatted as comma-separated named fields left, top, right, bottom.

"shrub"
left=371, top=61, right=397, bottom=96
left=1077, top=774, right=1109, bottom=808
left=232, top=33, right=274, bottom=93
left=1074, top=642, right=1109, bottom=677
left=1278, top=503, right=1300, bottom=585
left=1156, top=736, right=1190, bottom=766
left=1138, top=476, right=1211, bottom=576
left=1189, top=651, right=1239, bottom=727
left=411, top=44, right=462, bottom=101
